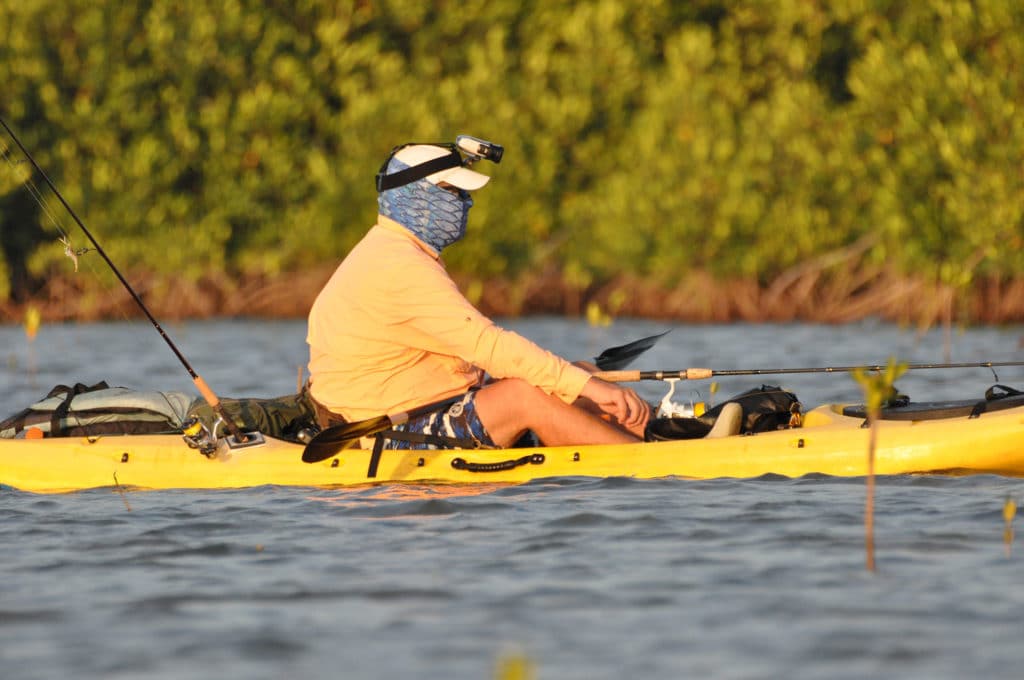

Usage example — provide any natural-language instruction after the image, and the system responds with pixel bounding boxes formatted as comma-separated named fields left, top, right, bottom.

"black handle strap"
left=451, top=453, right=546, bottom=473
left=986, top=384, right=1024, bottom=400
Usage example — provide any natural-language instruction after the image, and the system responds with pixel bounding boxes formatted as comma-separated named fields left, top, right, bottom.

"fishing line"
left=0, top=138, right=93, bottom=270
left=1, top=135, right=125, bottom=327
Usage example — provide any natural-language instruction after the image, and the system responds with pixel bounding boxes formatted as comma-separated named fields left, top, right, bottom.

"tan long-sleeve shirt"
left=307, top=216, right=592, bottom=421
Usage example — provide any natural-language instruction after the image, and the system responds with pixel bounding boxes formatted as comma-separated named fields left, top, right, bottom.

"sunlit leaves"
left=0, top=0, right=1023, bottom=303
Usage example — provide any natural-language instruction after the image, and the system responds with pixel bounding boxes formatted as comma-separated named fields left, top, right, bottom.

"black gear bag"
left=646, top=384, right=801, bottom=441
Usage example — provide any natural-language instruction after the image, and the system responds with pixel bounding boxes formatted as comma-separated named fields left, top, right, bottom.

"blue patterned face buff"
left=378, top=157, right=473, bottom=253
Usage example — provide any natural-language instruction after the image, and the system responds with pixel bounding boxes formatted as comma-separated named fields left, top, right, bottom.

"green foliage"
left=844, top=0, right=1024, bottom=284
left=1, top=0, right=1023, bottom=303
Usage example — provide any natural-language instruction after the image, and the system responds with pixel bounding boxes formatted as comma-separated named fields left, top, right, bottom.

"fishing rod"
left=0, top=115, right=251, bottom=444
left=595, top=360, right=1024, bottom=383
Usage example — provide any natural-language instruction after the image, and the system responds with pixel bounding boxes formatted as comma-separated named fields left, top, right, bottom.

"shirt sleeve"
left=375, top=256, right=593, bottom=403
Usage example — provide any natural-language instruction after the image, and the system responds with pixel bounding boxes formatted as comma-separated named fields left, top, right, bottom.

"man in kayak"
left=306, top=138, right=650, bottom=449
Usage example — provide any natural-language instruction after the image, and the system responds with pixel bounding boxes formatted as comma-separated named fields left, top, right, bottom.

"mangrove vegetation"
left=1, top=0, right=1023, bottom=324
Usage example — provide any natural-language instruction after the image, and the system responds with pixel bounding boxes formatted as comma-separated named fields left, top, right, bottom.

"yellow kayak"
left=3, top=401, right=1024, bottom=493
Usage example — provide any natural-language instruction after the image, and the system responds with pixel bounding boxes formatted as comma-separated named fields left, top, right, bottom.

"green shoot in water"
left=852, top=357, right=908, bottom=572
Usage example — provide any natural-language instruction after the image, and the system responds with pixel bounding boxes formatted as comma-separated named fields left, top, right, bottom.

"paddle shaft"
left=596, top=361, right=1024, bottom=383
left=386, top=394, right=465, bottom=427
left=0, top=115, right=248, bottom=441
left=302, top=394, right=465, bottom=462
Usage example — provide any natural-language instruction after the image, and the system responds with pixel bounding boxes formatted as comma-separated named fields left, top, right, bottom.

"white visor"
left=392, top=144, right=491, bottom=191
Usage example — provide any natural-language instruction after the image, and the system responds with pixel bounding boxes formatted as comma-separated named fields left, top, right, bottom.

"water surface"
left=2, top=318, right=1024, bottom=679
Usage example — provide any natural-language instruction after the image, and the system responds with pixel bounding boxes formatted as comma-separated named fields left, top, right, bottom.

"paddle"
left=594, top=331, right=670, bottom=370
left=302, top=331, right=669, bottom=463
left=594, top=360, right=1024, bottom=383
left=302, top=394, right=466, bottom=463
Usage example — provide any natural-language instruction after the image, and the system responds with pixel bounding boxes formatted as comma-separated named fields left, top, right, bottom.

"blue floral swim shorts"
left=385, top=392, right=495, bottom=450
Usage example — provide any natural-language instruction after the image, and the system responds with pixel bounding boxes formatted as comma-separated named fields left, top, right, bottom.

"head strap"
left=375, top=143, right=462, bottom=192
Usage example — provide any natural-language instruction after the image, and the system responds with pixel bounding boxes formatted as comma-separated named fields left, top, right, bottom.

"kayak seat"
left=706, top=402, right=743, bottom=438
left=645, top=403, right=743, bottom=441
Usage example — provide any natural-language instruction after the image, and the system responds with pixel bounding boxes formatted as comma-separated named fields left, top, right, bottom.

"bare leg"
left=572, top=394, right=647, bottom=438
left=473, top=378, right=640, bottom=448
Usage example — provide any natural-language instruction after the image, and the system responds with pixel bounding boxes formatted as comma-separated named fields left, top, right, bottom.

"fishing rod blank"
left=596, top=360, right=1024, bottom=383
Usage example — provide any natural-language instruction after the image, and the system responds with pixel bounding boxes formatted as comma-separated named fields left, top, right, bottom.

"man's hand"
left=579, top=377, right=651, bottom=437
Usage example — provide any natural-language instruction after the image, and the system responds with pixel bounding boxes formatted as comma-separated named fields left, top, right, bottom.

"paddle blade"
left=594, top=331, right=670, bottom=370
left=301, top=415, right=391, bottom=463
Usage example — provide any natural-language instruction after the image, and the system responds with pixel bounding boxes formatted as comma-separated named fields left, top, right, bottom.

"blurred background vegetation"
left=1, top=0, right=1022, bottom=322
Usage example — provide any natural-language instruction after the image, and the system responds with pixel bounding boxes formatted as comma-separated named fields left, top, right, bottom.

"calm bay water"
left=2, top=317, right=1024, bottom=679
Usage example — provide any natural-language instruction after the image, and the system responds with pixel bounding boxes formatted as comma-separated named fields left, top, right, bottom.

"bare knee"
left=480, top=379, right=554, bottom=416
left=474, top=379, right=562, bottom=446
left=475, top=378, right=636, bottom=447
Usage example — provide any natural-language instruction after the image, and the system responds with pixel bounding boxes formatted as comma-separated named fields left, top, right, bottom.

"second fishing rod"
left=0, top=115, right=254, bottom=447
left=595, top=360, right=1024, bottom=383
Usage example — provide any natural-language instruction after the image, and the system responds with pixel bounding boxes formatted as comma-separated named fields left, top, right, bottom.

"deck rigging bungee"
left=0, top=114, right=259, bottom=449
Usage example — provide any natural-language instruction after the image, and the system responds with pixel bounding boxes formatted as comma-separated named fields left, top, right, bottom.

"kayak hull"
left=3, top=404, right=1024, bottom=493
